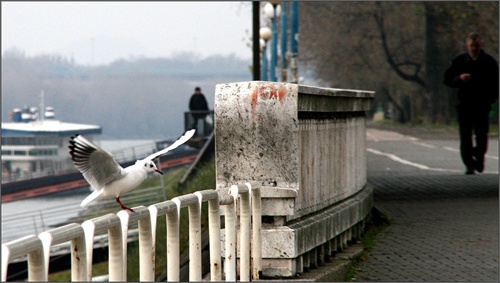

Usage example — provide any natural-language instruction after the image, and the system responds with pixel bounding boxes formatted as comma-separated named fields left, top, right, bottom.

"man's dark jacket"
left=189, top=94, right=209, bottom=111
left=443, top=50, right=499, bottom=110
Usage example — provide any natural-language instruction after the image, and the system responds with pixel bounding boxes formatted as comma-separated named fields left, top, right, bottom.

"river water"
left=1, top=190, right=89, bottom=243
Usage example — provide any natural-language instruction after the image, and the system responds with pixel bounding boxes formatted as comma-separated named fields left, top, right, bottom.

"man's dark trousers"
left=457, top=106, right=490, bottom=169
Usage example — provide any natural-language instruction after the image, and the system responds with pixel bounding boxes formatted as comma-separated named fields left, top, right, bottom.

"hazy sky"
left=2, top=1, right=253, bottom=65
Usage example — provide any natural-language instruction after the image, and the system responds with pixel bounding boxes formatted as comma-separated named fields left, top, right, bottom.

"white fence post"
left=117, top=210, right=131, bottom=280
left=189, top=194, right=203, bottom=281
left=148, top=205, right=159, bottom=279
left=195, top=190, right=224, bottom=281
left=2, top=235, right=45, bottom=281
left=130, top=206, right=155, bottom=281
left=107, top=216, right=125, bottom=282
left=38, top=223, right=87, bottom=281
left=82, top=213, right=124, bottom=282
left=2, top=244, right=11, bottom=282
left=171, top=194, right=204, bottom=281
left=2, top=186, right=263, bottom=282
left=224, top=192, right=237, bottom=281
left=120, top=206, right=154, bottom=281
left=232, top=184, right=251, bottom=281
left=148, top=200, right=178, bottom=282
left=249, top=182, right=262, bottom=280
left=81, top=219, right=96, bottom=281
left=167, top=199, right=181, bottom=281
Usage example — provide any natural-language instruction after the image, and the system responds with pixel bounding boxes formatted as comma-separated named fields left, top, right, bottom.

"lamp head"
left=260, top=27, right=272, bottom=41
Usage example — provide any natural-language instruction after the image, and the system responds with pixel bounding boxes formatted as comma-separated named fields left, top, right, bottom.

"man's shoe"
left=475, top=158, right=485, bottom=173
left=465, top=166, right=475, bottom=175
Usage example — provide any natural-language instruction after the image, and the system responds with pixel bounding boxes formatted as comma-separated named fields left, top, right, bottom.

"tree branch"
left=373, top=2, right=427, bottom=89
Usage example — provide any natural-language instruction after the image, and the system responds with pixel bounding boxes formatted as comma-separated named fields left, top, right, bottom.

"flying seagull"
left=69, top=129, right=196, bottom=212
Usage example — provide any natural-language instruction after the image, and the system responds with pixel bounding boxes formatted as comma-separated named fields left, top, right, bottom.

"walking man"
left=444, top=32, right=499, bottom=174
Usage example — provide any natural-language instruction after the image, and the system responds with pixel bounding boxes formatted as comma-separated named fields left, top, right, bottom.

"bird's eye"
left=150, top=164, right=154, bottom=168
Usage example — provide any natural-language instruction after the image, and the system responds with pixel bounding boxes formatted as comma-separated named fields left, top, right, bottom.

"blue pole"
left=280, top=2, right=288, bottom=82
left=261, top=43, right=268, bottom=81
left=290, top=2, right=298, bottom=55
left=270, top=6, right=278, bottom=82
left=290, top=2, right=298, bottom=83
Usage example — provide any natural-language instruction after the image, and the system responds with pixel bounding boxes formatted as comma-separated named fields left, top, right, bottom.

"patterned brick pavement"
left=354, top=162, right=499, bottom=281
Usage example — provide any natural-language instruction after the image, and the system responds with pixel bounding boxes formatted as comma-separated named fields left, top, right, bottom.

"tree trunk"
left=424, top=3, right=441, bottom=123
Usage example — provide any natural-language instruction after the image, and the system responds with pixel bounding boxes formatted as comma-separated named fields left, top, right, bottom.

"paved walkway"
left=354, top=126, right=499, bottom=282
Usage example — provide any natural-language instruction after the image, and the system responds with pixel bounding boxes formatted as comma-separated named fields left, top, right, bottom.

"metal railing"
left=2, top=139, right=169, bottom=184
left=184, top=110, right=214, bottom=137
left=2, top=182, right=262, bottom=282
left=1, top=186, right=167, bottom=243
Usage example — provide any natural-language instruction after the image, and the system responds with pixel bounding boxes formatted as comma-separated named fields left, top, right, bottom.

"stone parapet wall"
left=295, top=114, right=367, bottom=220
left=214, top=81, right=374, bottom=277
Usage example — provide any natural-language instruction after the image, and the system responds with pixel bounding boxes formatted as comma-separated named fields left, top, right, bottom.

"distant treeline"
left=2, top=49, right=252, bottom=139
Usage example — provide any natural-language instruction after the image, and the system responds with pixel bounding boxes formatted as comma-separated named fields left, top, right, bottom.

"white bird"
left=69, top=129, right=196, bottom=212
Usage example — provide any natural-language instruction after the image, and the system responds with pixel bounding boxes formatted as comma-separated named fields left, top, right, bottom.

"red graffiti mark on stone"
left=251, top=86, right=259, bottom=115
left=250, top=84, right=287, bottom=115
left=276, top=84, right=287, bottom=101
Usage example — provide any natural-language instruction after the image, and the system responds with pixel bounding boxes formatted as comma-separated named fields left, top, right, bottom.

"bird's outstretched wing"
left=69, top=135, right=125, bottom=190
left=144, top=129, right=196, bottom=161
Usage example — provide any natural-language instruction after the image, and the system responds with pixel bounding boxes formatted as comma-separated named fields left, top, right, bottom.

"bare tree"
left=299, top=2, right=498, bottom=124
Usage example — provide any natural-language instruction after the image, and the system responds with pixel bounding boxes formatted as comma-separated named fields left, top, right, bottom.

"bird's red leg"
left=116, top=197, right=134, bottom=212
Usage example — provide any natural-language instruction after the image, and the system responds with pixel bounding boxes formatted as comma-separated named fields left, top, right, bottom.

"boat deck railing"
left=1, top=140, right=183, bottom=184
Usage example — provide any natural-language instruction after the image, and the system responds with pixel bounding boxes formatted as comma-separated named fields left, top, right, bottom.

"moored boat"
left=2, top=95, right=102, bottom=184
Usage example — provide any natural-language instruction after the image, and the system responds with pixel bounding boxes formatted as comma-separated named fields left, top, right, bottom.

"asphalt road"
left=354, top=127, right=499, bottom=281
left=366, top=127, right=498, bottom=175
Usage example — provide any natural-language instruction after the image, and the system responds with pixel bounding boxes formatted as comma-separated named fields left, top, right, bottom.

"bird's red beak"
left=155, top=169, right=164, bottom=175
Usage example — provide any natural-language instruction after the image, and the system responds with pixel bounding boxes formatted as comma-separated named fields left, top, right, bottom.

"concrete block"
left=262, top=198, right=295, bottom=216
left=262, top=258, right=297, bottom=278
left=215, top=82, right=300, bottom=191
left=261, top=227, right=297, bottom=258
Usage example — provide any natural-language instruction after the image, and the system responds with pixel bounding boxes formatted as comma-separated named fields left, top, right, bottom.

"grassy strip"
left=343, top=207, right=390, bottom=282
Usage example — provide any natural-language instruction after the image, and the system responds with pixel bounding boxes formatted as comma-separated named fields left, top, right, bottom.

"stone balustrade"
left=215, top=81, right=374, bottom=277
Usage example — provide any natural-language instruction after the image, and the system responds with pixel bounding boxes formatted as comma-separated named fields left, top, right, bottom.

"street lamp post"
left=260, top=1, right=297, bottom=83
left=264, top=2, right=280, bottom=82
left=270, top=4, right=278, bottom=82
left=280, top=2, right=288, bottom=82
left=252, top=1, right=261, bottom=81
left=290, top=2, right=299, bottom=83
left=260, top=27, right=272, bottom=81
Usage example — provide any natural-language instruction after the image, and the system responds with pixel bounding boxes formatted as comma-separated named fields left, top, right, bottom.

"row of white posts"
left=2, top=183, right=262, bottom=282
